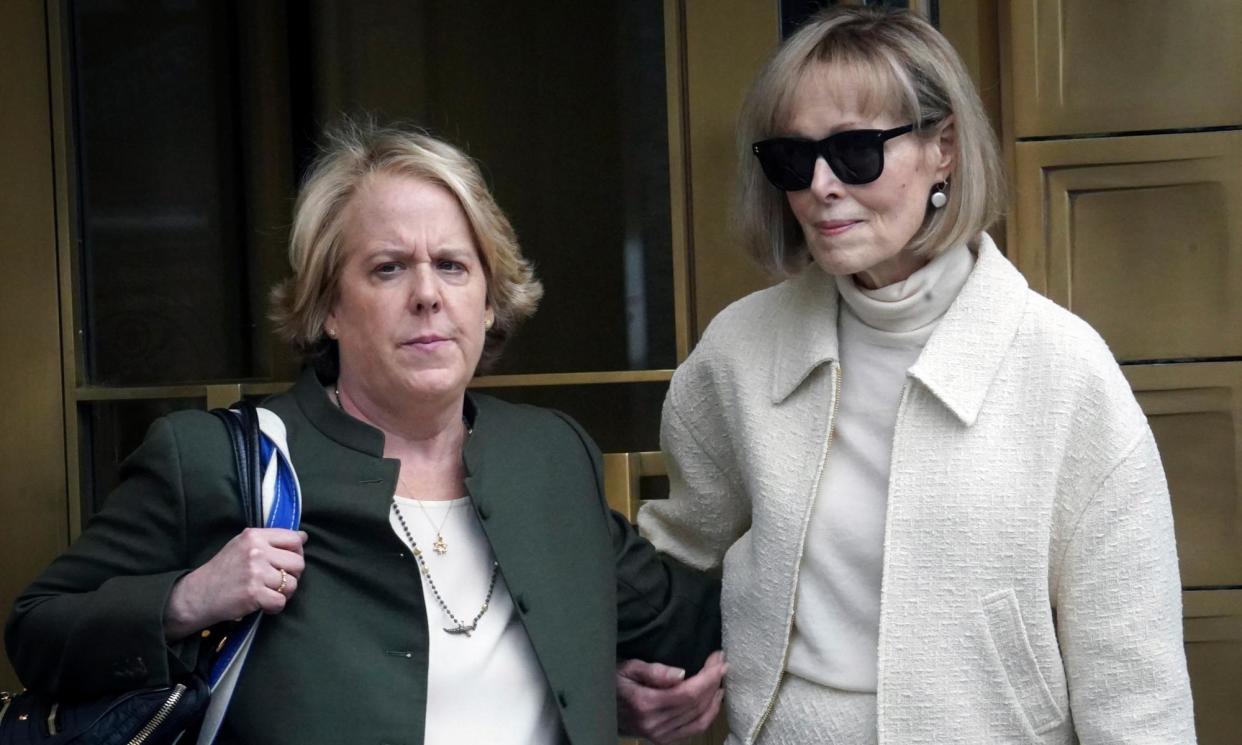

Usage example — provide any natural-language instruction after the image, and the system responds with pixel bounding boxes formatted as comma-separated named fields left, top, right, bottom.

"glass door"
left=54, top=0, right=699, bottom=522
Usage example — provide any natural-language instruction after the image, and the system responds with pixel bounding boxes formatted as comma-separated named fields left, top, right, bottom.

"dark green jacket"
left=5, top=370, right=720, bottom=745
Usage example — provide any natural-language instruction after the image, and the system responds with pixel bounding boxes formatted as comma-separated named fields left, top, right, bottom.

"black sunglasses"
left=752, top=123, right=923, bottom=190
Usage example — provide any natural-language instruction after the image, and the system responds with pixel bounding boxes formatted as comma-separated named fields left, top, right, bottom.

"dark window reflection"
left=481, top=382, right=668, bottom=454
left=82, top=397, right=205, bottom=515
left=72, top=0, right=253, bottom=385
left=72, top=0, right=675, bottom=383
left=782, top=0, right=930, bottom=39
left=291, top=1, right=675, bottom=373
left=69, top=1, right=679, bottom=515
left=782, top=0, right=833, bottom=38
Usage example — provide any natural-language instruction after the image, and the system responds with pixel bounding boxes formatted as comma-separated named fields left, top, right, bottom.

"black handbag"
left=0, top=677, right=211, bottom=745
left=0, top=403, right=265, bottom=745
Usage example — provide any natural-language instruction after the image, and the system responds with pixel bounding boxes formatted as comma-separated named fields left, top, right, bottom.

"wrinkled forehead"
left=775, top=56, right=915, bottom=133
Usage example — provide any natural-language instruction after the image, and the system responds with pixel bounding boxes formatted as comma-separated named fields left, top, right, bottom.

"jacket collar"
left=906, top=234, right=1028, bottom=426
left=291, top=366, right=480, bottom=456
left=770, top=264, right=841, bottom=403
left=769, top=234, right=1027, bottom=426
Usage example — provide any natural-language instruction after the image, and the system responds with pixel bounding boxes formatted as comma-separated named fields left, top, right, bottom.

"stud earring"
left=929, top=179, right=949, bottom=209
left=483, top=317, right=494, bottom=331
left=325, top=327, right=338, bottom=339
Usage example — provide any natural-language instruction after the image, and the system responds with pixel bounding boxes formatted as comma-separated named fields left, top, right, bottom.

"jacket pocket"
left=980, top=588, right=1065, bottom=734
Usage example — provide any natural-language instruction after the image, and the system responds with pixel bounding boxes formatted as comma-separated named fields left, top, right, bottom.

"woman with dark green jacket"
left=5, top=123, right=723, bottom=745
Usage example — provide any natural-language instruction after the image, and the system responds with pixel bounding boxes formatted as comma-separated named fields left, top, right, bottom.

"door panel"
left=1006, top=0, right=1242, bottom=137
left=0, top=0, right=68, bottom=691
left=683, top=0, right=779, bottom=336
left=1183, top=590, right=1242, bottom=745
left=1004, top=3, right=1242, bottom=738
left=1013, top=132, right=1242, bottom=361
left=1127, top=364, right=1242, bottom=589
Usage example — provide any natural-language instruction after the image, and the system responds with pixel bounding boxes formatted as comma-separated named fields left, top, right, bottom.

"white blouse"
left=786, top=242, right=975, bottom=692
left=390, top=495, right=561, bottom=744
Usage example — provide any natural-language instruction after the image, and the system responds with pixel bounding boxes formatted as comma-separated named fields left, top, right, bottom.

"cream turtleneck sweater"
left=786, top=241, right=975, bottom=692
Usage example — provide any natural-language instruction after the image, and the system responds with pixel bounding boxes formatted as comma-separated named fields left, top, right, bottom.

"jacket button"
left=556, top=690, right=568, bottom=708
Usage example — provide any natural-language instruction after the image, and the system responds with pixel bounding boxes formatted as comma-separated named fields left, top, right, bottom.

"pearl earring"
left=929, top=179, right=949, bottom=209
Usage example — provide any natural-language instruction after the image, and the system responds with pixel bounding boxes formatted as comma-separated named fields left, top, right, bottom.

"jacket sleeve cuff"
left=58, top=569, right=194, bottom=695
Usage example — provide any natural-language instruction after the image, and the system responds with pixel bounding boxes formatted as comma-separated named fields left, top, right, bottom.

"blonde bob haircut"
left=736, top=6, right=1005, bottom=276
left=270, top=120, right=542, bottom=375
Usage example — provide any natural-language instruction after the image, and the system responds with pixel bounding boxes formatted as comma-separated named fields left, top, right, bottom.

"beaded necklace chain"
left=392, top=502, right=498, bottom=637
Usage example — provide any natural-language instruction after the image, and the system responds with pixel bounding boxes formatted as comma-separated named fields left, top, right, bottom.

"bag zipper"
left=126, top=683, right=187, bottom=745
left=0, top=690, right=13, bottom=726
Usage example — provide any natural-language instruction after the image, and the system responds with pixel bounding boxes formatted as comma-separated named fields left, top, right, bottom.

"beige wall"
left=0, top=0, right=69, bottom=689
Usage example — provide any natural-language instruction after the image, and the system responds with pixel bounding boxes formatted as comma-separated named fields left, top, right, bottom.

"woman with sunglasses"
left=620, top=6, right=1195, bottom=744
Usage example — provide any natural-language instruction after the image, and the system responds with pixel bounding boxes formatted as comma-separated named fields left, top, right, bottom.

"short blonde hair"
left=270, top=120, right=542, bottom=375
left=736, top=6, right=1005, bottom=276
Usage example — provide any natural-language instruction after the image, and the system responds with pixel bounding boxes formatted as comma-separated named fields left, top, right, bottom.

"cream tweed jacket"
left=638, top=235, right=1196, bottom=744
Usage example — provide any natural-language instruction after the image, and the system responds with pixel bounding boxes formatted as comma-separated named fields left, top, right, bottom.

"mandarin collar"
left=291, top=366, right=480, bottom=457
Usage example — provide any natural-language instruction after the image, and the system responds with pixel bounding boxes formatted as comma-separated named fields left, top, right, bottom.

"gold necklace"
left=335, top=384, right=466, bottom=555
left=398, top=475, right=456, bottom=555
left=392, top=503, right=498, bottom=637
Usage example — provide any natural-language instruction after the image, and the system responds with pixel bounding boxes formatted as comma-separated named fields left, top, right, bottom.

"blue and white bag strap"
left=197, top=408, right=302, bottom=745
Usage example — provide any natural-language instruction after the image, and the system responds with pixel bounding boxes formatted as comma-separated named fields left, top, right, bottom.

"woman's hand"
left=163, top=528, right=308, bottom=641
left=617, top=650, right=727, bottom=744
